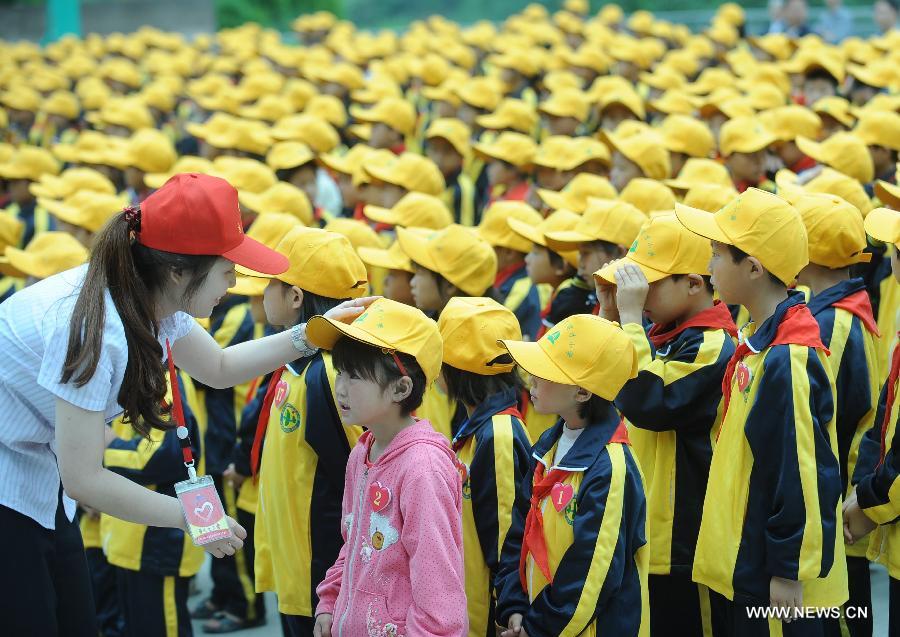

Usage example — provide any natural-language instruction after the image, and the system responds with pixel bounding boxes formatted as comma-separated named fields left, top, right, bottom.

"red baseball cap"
left=139, top=173, right=289, bottom=275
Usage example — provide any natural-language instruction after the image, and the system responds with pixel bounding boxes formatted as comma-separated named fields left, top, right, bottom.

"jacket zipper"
left=337, top=467, right=369, bottom=637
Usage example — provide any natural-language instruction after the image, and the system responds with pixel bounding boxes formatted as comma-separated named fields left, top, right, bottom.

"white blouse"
left=0, top=265, right=196, bottom=529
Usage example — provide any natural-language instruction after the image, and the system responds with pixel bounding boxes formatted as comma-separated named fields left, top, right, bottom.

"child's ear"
left=392, top=376, right=413, bottom=403
left=573, top=386, right=592, bottom=404
left=746, top=256, right=766, bottom=281
left=290, top=286, right=305, bottom=310
left=686, top=274, right=706, bottom=295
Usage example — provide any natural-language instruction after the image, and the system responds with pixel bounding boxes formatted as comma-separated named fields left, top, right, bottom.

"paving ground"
left=190, top=560, right=891, bottom=636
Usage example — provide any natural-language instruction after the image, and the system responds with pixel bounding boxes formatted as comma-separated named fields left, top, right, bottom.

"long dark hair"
left=61, top=209, right=218, bottom=437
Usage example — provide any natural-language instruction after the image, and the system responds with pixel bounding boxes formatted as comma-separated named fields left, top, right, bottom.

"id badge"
left=175, top=474, right=233, bottom=546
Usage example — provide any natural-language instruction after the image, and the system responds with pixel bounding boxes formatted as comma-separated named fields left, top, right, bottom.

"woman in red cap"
left=0, top=173, right=373, bottom=636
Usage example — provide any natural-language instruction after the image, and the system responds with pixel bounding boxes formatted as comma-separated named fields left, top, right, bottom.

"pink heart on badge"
left=194, top=501, right=215, bottom=522
left=369, top=482, right=391, bottom=512
left=274, top=380, right=289, bottom=408
left=551, top=483, right=574, bottom=512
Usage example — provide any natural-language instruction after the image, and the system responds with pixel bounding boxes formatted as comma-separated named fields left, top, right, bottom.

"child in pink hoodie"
left=305, top=298, right=468, bottom=637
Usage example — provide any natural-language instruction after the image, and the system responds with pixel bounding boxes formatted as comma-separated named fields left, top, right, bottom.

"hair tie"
left=123, top=205, right=141, bottom=230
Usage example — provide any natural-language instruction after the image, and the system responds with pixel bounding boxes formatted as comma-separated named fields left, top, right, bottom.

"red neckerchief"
left=718, top=304, right=827, bottom=439
left=519, top=419, right=629, bottom=589
left=250, top=367, right=286, bottom=478
left=495, top=262, right=525, bottom=288
left=352, top=202, right=366, bottom=221
left=648, top=301, right=738, bottom=349
left=878, top=339, right=900, bottom=467
left=734, top=176, right=767, bottom=193
left=832, top=290, right=880, bottom=337
left=790, top=155, right=818, bottom=173
left=490, top=180, right=532, bottom=205
left=390, top=143, right=406, bottom=155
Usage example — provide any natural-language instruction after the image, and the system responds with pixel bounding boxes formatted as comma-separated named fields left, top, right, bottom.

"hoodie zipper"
left=337, top=467, right=368, bottom=637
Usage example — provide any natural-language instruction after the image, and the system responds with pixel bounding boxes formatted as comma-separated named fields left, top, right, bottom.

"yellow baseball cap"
left=781, top=190, right=870, bottom=269
left=812, top=96, right=856, bottom=129
left=473, top=132, right=537, bottom=168
left=116, top=129, right=178, bottom=174
left=30, top=167, right=116, bottom=199
left=454, top=76, right=503, bottom=111
left=605, top=130, right=670, bottom=180
left=499, top=314, right=638, bottom=400
left=854, top=111, right=900, bottom=152
left=0, top=213, right=24, bottom=253
left=476, top=98, right=539, bottom=135
left=350, top=96, right=417, bottom=137
left=847, top=58, right=899, bottom=90
left=538, top=173, right=617, bottom=213
left=230, top=212, right=302, bottom=296
left=532, top=135, right=581, bottom=171
left=358, top=239, right=414, bottom=273
left=594, top=212, right=713, bottom=284
left=305, top=94, right=349, bottom=128
left=478, top=201, right=543, bottom=253
left=363, top=153, right=446, bottom=196
left=396, top=224, right=497, bottom=296
left=425, top=118, right=471, bottom=158
left=41, top=90, right=79, bottom=120
left=659, top=114, right=715, bottom=159
left=324, top=218, right=386, bottom=252
left=266, top=142, right=315, bottom=172
left=597, top=86, right=646, bottom=120
left=619, top=178, right=676, bottom=215
left=240, top=94, right=293, bottom=123
left=438, top=296, right=521, bottom=375
left=649, top=90, right=698, bottom=116
left=0, top=146, right=60, bottom=182
left=675, top=188, right=809, bottom=285
left=271, top=114, right=341, bottom=153
left=307, top=297, right=443, bottom=384
left=238, top=182, right=313, bottom=225
left=876, top=181, right=900, bottom=211
left=758, top=105, right=822, bottom=142
left=665, top=158, right=734, bottom=192
left=683, top=183, right=739, bottom=213
left=86, top=96, right=155, bottom=132
left=213, top=157, right=277, bottom=194
left=507, top=209, right=581, bottom=268
left=0, top=231, right=89, bottom=279
left=864, top=207, right=900, bottom=247
left=570, top=137, right=612, bottom=169
left=39, top=191, right=129, bottom=233
left=796, top=133, right=874, bottom=184
left=539, top=89, right=590, bottom=122
left=719, top=117, right=778, bottom=156
left=144, top=156, right=214, bottom=189
left=545, top=198, right=646, bottom=250
left=364, top=192, right=453, bottom=229
left=236, top=226, right=368, bottom=299
left=319, top=144, right=373, bottom=177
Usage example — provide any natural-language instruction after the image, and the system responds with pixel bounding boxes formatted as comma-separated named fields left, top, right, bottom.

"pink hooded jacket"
left=315, top=419, right=468, bottom=637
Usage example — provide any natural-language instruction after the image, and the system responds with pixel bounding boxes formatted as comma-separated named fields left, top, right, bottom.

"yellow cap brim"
left=0, top=254, right=24, bottom=278
left=864, top=207, right=900, bottom=246
left=395, top=226, right=440, bottom=272
left=306, top=314, right=395, bottom=352
left=544, top=229, right=596, bottom=251
left=234, top=264, right=276, bottom=280
left=663, top=178, right=697, bottom=192
left=228, top=274, right=269, bottom=297
left=674, top=202, right=732, bottom=244
left=506, top=217, right=547, bottom=246
left=875, top=180, right=900, bottom=210
left=795, top=136, right=826, bottom=165
left=362, top=204, right=398, bottom=226
left=537, top=189, right=575, bottom=212
left=357, top=246, right=413, bottom=272
left=593, top=255, right=670, bottom=286
left=319, top=154, right=353, bottom=175
left=498, top=339, right=575, bottom=386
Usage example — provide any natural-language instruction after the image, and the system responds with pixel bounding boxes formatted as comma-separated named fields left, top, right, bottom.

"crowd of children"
left=2, top=1, right=900, bottom=636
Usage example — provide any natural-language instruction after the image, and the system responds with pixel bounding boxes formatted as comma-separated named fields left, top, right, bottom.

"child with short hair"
left=309, top=298, right=468, bottom=637
left=676, top=187, right=848, bottom=633
left=494, top=314, right=648, bottom=636
left=438, top=297, right=532, bottom=637
left=473, top=132, right=537, bottom=206
left=594, top=213, right=737, bottom=637
left=717, top=117, right=778, bottom=193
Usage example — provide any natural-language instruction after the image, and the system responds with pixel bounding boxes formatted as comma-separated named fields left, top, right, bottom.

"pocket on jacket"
left=353, top=589, right=407, bottom=637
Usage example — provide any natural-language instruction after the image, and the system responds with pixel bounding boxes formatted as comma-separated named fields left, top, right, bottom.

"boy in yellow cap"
left=425, top=118, right=483, bottom=226
left=478, top=201, right=548, bottom=340
left=854, top=111, right=900, bottom=191
left=593, top=213, right=737, bottom=637
left=438, top=297, right=532, bottom=637
left=718, top=117, right=778, bottom=193
left=0, top=145, right=61, bottom=246
left=843, top=206, right=900, bottom=637
left=473, top=131, right=537, bottom=207
left=675, top=188, right=848, bottom=632
left=494, top=314, right=648, bottom=637
left=351, top=96, right=417, bottom=154
left=605, top=129, right=671, bottom=192
left=758, top=105, right=822, bottom=176
left=238, top=226, right=369, bottom=635
left=319, top=144, right=373, bottom=219
left=785, top=190, right=882, bottom=636
left=539, top=89, right=590, bottom=137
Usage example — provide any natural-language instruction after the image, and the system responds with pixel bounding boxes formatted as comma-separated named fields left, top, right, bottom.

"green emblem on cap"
left=547, top=331, right=561, bottom=345
left=629, top=240, right=638, bottom=253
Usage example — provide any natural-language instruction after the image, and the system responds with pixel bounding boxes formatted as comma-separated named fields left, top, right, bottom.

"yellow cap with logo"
left=507, top=209, right=582, bottom=268
left=659, top=114, right=716, bottom=159
left=781, top=190, right=871, bottom=269
left=425, top=118, right=472, bottom=158
left=619, top=178, right=675, bottom=215
left=39, top=191, right=129, bottom=233
left=544, top=198, right=646, bottom=250
left=358, top=239, right=414, bottom=273
left=266, top=142, right=315, bottom=172
left=594, top=212, right=713, bottom=284
left=306, top=297, right=443, bottom=384
left=396, top=224, right=497, bottom=296
left=718, top=117, right=777, bottom=156
left=864, top=207, right=900, bottom=247
left=351, top=96, right=417, bottom=137
left=476, top=98, right=539, bottom=135
left=604, top=130, right=670, bottom=180
left=0, top=231, right=88, bottom=279
left=665, top=158, right=734, bottom=192
left=499, top=314, right=638, bottom=400
left=236, top=226, right=368, bottom=299
left=229, top=213, right=301, bottom=296
left=238, top=182, right=313, bottom=226
left=363, top=152, right=446, bottom=196
left=675, top=187, right=809, bottom=285
left=683, top=183, right=739, bottom=213
left=796, top=132, right=874, bottom=184
left=538, top=173, right=617, bottom=213
left=364, top=192, right=453, bottom=230
left=473, top=132, right=537, bottom=168
left=438, top=297, right=522, bottom=375
left=478, top=201, right=543, bottom=253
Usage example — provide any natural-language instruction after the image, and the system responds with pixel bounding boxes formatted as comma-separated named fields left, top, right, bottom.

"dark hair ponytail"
left=61, top=209, right=218, bottom=437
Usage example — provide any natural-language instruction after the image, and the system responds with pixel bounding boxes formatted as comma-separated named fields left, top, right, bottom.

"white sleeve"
left=160, top=312, right=197, bottom=344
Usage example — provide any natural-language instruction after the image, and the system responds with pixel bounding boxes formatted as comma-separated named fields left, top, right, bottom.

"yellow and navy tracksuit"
left=418, top=380, right=466, bottom=441
left=254, top=353, right=363, bottom=624
left=495, top=404, right=649, bottom=637
left=858, top=242, right=900, bottom=378
left=451, top=388, right=532, bottom=637
left=693, top=294, right=848, bottom=631
left=81, top=509, right=122, bottom=637
left=440, top=169, right=482, bottom=227
left=614, top=303, right=736, bottom=636
left=4, top=200, right=54, bottom=247
left=0, top=276, right=23, bottom=304
left=101, top=372, right=205, bottom=637
left=495, top=263, right=545, bottom=342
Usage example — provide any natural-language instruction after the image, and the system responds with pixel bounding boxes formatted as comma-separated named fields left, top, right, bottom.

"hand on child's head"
left=323, top=296, right=380, bottom=323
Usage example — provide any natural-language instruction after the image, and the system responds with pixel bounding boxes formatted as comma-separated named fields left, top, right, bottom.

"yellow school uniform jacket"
left=614, top=308, right=736, bottom=577
left=418, top=381, right=464, bottom=441
left=440, top=170, right=480, bottom=227
left=4, top=201, right=53, bottom=247
left=854, top=338, right=900, bottom=578
left=808, top=279, right=881, bottom=558
left=101, top=373, right=206, bottom=578
left=495, top=406, right=649, bottom=637
left=254, top=353, right=363, bottom=617
left=692, top=295, right=848, bottom=607
left=0, top=276, right=23, bottom=304
left=452, top=389, right=532, bottom=637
